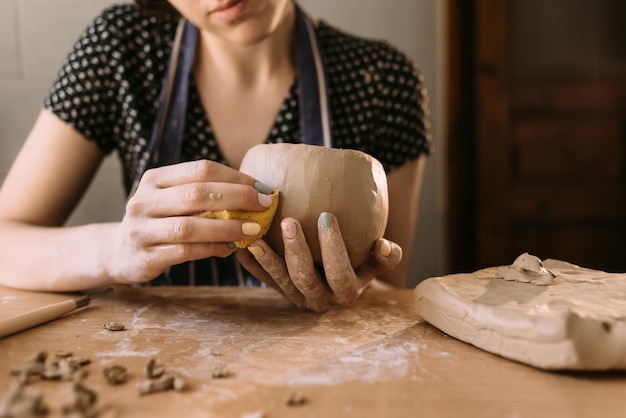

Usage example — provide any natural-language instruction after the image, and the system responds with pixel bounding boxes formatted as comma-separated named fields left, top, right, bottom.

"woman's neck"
left=195, top=2, right=296, bottom=90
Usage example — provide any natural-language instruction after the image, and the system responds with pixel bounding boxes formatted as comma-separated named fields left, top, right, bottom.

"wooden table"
left=1, top=285, right=624, bottom=417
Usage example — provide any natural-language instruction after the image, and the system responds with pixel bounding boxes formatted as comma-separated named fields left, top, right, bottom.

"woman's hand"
left=106, top=160, right=274, bottom=284
left=236, top=212, right=402, bottom=312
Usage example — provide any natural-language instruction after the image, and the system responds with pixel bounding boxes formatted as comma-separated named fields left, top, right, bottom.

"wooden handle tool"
left=0, top=294, right=90, bottom=339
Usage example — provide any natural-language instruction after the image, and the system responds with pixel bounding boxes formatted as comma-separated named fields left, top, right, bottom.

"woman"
left=0, top=0, right=431, bottom=312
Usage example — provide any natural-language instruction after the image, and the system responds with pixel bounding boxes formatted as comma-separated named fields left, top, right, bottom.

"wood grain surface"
left=1, top=285, right=624, bottom=417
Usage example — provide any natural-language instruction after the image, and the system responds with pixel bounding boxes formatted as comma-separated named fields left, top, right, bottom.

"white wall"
left=0, top=0, right=447, bottom=286
left=0, top=0, right=127, bottom=226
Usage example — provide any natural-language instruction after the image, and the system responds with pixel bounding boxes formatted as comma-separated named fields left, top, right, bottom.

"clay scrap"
left=500, top=252, right=557, bottom=285
left=414, top=255, right=626, bottom=370
left=286, top=391, right=306, bottom=406
left=103, top=365, right=127, bottom=385
left=1, top=353, right=189, bottom=416
left=138, top=358, right=187, bottom=396
left=103, top=322, right=125, bottom=332
left=2, top=352, right=97, bottom=418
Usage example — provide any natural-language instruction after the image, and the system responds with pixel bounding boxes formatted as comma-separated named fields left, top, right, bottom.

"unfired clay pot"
left=239, top=143, right=389, bottom=268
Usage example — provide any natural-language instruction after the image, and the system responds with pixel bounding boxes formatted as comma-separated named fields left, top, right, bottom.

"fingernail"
left=253, top=181, right=273, bottom=195
left=380, top=239, right=392, bottom=257
left=248, top=244, right=264, bottom=258
left=227, top=242, right=237, bottom=248
left=319, top=212, right=333, bottom=233
left=242, top=222, right=261, bottom=236
left=281, top=220, right=297, bottom=239
left=258, top=193, right=272, bottom=208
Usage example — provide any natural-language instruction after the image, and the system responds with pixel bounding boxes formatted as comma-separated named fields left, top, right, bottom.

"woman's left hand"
left=235, top=212, right=402, bottom=312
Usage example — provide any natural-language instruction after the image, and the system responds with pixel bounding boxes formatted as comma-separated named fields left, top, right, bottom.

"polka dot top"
left=44, top=4, right=432, bottom=194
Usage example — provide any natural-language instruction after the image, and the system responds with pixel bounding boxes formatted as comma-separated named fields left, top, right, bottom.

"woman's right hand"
left=106, top=160, right=274, bottom=285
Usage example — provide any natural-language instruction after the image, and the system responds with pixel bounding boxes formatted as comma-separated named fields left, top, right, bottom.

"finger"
left=131, top=216, right=264, bottom=247
left=355, top=238, right=403, bottom=281
left=239, top=241, right=307, bottom=309
left=240, top=240, right=306, bottom=309
left=126, top=181, right=274, bottom=217
left=235, top=248, right=283, bottom=293
left=142, top=160, right=260, bottom=189
left=151, top=242, right=236, bottom=264
left=122, top=242, right=235, bottom=284
left=317, top=212, right=362, bottom=305
left=281, top=218, right=333, bottom=312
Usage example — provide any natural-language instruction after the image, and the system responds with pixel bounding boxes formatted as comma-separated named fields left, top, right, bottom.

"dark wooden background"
left=446, top=0, right=626, bottom=273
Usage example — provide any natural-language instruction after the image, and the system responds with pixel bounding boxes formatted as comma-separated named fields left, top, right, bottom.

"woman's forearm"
left=380, top=156, right=426, bottom=288
left=0, top=220, right=118, bottom=292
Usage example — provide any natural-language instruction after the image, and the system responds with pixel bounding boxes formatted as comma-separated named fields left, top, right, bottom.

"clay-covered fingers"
left=279, top=218, right=336, bottom=312
left=355, top=238, right=403, bottom=281
left=237, top=240, right=307, bottom=309
left=317, top=212, right=363, bottom=305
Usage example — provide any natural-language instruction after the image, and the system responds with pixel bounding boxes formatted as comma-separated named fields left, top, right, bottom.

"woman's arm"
left=0, top=110, right=276, bottom=291
left=379, top=155, right=426, bottom=287
left=0, top=109, right=113, bottom=290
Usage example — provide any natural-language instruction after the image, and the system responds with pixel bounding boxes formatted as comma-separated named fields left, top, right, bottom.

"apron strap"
left=128, top=18, right=197, bottom=197
left=150, top=21, right=198, bottom=167
left=129, top=3, right=332, bottom=197
left=295, top=6, right=332, bottom=147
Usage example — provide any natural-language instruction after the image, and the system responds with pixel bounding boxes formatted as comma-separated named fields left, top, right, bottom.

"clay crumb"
left=241, top=411, right=266, bottom=418
left=62, top=382, right=98, bottom=418
left=103, top=322, right=125, bottom=332
left=138, top=374, right=175, bottom=396
left=10, top=351, right=48, bottom=381
left=211, top=364, right=230, bottom=379
left=286, top=391, right=306, bottom=406
left=138, top=359, right=187, bottom=395
left=144, top=358, right=165, bottom=379
left=172, top=375, right=187, bottom=392
left=0, top=380, right=49, bottom=418
left=372, top=329, right=387, bottom=336
left=173, top=376, right=188, bottom=392
left=43, top=354, right=90, bottom=381
left=209, top=348, right=222, bottom=356
left=103, top=365, right=127, bottom=385
left=137, top=377, right=170, bottom=396
left=55, top=352, right=74, bottom=358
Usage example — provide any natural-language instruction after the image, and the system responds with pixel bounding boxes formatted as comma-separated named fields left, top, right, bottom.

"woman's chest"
left=180, top=79, right=302, bottom=168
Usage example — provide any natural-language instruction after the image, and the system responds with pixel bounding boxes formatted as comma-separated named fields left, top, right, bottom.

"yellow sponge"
left=196, top=189, right=279, bottom=248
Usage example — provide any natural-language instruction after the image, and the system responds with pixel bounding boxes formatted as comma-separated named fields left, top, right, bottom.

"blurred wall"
left=0, top=0, right=447, bottom=287
left=0, top=0, right=127, bottom=226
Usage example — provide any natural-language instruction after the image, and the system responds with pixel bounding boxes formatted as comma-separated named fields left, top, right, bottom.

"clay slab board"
left=414, top=259, right=626, bottom=370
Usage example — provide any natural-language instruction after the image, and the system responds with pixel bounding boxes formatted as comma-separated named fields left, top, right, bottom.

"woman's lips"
left=210, top=0, right=248, bottom=23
